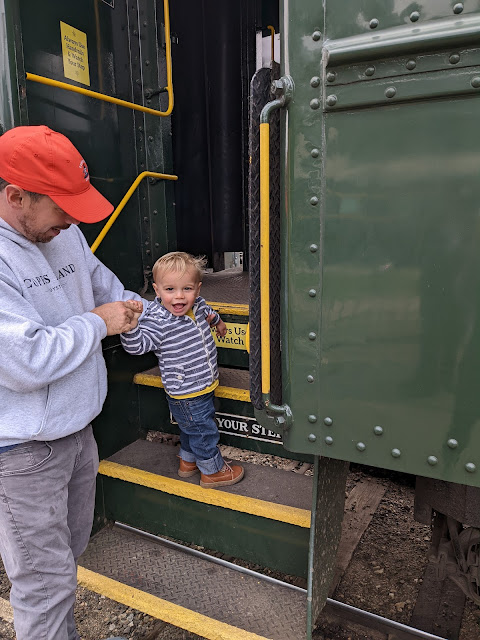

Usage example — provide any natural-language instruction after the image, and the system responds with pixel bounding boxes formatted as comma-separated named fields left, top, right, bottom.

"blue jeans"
left=167, top=392, right=224, bottom=475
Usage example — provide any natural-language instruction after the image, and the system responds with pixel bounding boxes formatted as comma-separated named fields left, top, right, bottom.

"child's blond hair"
left=152, top=251, right=207, bottom=283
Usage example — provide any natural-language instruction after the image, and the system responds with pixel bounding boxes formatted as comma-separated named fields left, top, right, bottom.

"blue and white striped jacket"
left=120, top=296, right=220, bottom=398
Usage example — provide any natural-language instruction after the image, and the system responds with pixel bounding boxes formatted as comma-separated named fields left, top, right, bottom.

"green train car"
left=2, top=0, right=480, bottom=638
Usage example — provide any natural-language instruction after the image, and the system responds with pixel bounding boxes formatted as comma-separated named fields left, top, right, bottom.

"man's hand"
left=91, top=300, right=143, bottom=336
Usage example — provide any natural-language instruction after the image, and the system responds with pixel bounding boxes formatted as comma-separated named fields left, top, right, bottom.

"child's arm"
left=204, top=304, right=227, bottom=338
left=120, top=304, right=160, bottom=355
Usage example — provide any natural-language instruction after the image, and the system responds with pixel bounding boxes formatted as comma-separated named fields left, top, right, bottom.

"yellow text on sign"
left=211, top=323, right=248, bottom=351
left=61, top=22, right=90, bottom=86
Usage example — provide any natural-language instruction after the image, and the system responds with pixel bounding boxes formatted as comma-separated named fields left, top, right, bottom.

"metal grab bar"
left=90, top=171, right=178, bottom=254
left=27, top=0, right=174, bottom=116
left=267, top=25, right=275, bottom=64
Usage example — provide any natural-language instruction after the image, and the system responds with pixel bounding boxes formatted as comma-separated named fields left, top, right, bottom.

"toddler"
left=121, top=252, right=244, bottom=488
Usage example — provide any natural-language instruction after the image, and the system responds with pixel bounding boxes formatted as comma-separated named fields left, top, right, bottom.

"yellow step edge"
left=77, top=565, right=268, bottom=640
left=133, top=372, right=251, bottom=402
left=99, top=460, right=311, bottom=529
left=206, top=301, right=249, bottom=316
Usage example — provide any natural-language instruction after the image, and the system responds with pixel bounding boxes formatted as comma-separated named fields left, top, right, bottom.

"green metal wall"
left=280, top=0, right=480, bottom=487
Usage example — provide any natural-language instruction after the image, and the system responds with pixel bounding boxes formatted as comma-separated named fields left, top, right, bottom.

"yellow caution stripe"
left=77, top=566, right=269, bottom=640
left=133, top=373, right=250, bottom=402
left=206, top=302, right=249, bottom=316
left=99, top=460, right=310, bottom=528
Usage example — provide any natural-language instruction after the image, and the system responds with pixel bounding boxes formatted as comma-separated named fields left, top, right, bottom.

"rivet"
left=471, top=77, right=480, bottom=88
left=138, top=126, right=143, bottom=131
left=308, top=332, right=317, bottom=340
left=310, top=244, right=318, bottom=252
left=308, top=433, right=317, bottom=442
left=311, top=149, right=320, bottom=158
left=406, top=60, right=416, bottom=70
left=447, top=439, right=458, bottom=449
left=143, top=216, right=148, bottom=222
left=465, top=462, right=476, bottom=473
left=449, top=53, right=460, bottom=64
left=427, top=456, right=438, bottom=466
left=145, top=60, right=150, bottom=66
left=155, top=242, right=159, bottom=248
left=311, top=76, right=321, bottom=87
left=365, top=66, right=375, bottom=77
left=369, top=18, right=379, bottom=29
left=385, top=87, right=397, bottom=98
left=308, top=415, right=317, bottom=423
left=153, top=209, right=158, bottom=215
left=148, top=136, right=154, bottom=142
left=310, top=197, right=319, bottom=206
left=312, top=30, right=322, bottom=41
left=409, top=11, right=420, bottom=22
left=326, top=71, right=336, bottom=83
left=310, top=99, right=321, bottom=110
left=324, top=417, right=333, bottom=426
left=326, top=94, right=337, bottom=107
left=391, top=448, right=401, bottom=458
left=373, top=426, right=383, bottom=436
left=325, top=436, right=333, bottom=445
left=146, top=249, right=151, bottom=255
left=308, top=289, right=317, bottom=297
left=453, top=3, right=464, bottom=14
left=307, top=375, right=314, bottom=383
left=356, top=442, right=366, bottom=452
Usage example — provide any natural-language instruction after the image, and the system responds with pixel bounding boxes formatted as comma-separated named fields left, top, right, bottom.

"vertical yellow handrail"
left=267, top=25, right=275, bottom=65
left=259, top=122, right=271, bottom=397
left=90, top=171, right=178, bottom=254
left=27, top=0, right=174, bottom=117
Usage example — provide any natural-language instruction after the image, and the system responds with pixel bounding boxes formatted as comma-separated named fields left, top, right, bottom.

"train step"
left=78, top=522, right=307, bottom=640
left=97, top=439, right=311, bottom=577
left=134, top=365, right=250, bottom=402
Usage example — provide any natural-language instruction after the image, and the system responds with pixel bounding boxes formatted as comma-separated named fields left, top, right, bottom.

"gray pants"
left=0, top=425, right=99, bottom=640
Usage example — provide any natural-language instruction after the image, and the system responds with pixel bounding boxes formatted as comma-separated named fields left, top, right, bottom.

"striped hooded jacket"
left=120, top=296, right=220, bottom=398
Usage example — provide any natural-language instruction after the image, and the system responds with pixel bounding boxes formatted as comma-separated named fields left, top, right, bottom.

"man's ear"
left=4, top=184, right=25, bottom=209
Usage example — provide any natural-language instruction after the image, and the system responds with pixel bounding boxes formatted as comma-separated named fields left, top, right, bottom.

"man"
left=0, top=125, right=141, bottom=640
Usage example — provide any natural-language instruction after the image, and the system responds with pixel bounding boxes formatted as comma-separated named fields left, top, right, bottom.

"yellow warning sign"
left=60, top=22, right=90, bottom=86
left=211, top=322, right=249, bottom=351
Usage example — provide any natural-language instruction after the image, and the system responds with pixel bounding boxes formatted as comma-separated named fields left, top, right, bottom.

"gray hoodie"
left=0, top=218, right=144, bottom=446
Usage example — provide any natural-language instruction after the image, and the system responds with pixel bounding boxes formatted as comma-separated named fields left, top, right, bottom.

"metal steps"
left=96, top=440, right=311, bottom=577
left=79, top=523, right=307, bottom=640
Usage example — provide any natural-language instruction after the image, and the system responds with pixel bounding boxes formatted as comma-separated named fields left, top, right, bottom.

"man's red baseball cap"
left=0, top=125, right=113, bottom=223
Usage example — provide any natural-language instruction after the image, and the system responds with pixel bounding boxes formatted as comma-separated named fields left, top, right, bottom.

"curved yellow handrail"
left=267, top=25, right=275, bottom=64
left=90, top=171, right=178, bottom=254
left=27, top=0, right=174, bottom=117
left=260, top=122, right=271, bottom=396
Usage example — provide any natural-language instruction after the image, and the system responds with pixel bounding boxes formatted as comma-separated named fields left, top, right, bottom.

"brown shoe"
left=200, top=462, right=244, bottom=488
left=177, top=457, right=199, bottom=478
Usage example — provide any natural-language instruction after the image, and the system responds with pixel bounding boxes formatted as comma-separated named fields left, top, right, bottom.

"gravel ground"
left=0, top=440, right=478, bottom=639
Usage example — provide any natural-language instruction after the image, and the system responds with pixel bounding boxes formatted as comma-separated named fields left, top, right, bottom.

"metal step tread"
left=134, top=366, right=250, bottom=401
left=201, top=267, right=249, bottom=307
left=102, top=440, right=312, bottom=526
left=79, top=524, right=306, bottom=640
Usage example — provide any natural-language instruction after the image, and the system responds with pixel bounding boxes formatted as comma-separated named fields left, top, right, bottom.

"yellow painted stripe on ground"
left=133, top=374, right=251, bottom=401
left=206, top=302, right=249, bottom=316
left=78, top=566, right=268, bottom=640
left=99, top=460, right=310, bottom=528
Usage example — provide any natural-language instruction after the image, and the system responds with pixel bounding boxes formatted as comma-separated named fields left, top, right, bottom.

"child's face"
left=153, top=267, right=202, bottom=316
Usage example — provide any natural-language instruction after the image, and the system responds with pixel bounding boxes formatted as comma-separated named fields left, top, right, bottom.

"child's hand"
left=213, top=319, right=227, bottom=338
left=124, top=299, right=143, bottom=330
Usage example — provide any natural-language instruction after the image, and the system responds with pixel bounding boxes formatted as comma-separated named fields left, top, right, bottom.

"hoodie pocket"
left=164, top=365, right=185, bottom=392
left=34, top=385, right=53, bottom=438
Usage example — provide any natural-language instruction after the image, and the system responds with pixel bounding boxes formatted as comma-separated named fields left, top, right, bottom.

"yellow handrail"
left=267, top=25, right=275, bottom=65
left=259, top=122, right=271, bottom=396
left=90, top=171, right=178, bottom=254
left=27, top=0, right=174, bottom=117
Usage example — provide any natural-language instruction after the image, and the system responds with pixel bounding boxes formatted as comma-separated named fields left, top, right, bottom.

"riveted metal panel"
left=281, top=1, right=480, bottom=487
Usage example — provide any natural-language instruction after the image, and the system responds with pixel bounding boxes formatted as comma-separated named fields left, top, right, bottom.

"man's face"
left=16, top=193, right=80, bottom=243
